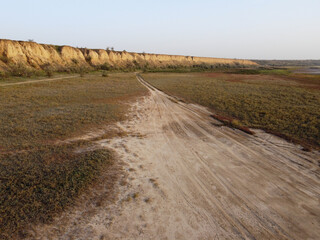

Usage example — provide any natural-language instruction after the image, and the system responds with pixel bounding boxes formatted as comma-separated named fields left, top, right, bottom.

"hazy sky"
left=1, top=0, right=319, bottom=59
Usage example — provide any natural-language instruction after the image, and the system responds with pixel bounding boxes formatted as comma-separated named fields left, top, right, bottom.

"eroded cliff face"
left=0, top=39, right=257, bottom=72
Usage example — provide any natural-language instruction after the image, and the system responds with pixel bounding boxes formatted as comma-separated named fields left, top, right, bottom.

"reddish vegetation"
left=204, top=72, right=276, bottom=83
left=210, top=114, right=254, bottom=135
left=210, top=113, right=313, bottom=149
left=204, top=72, right=225, bottom=78
left=282, top=74, right=320, bottom=90
left=211, top=113, right=314, bottom=150
left=204, top=72, right=320, bottom=90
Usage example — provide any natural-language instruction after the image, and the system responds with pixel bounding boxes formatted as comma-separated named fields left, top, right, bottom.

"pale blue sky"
left=1, top=0, right=319, bottom=59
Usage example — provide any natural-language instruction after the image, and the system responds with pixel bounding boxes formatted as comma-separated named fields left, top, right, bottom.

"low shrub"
left=54, top=45, right=63, bottom=54
left=46, top=69, right=53, bottom=77
left=0, top=55, right=10, bottom=64
left=9, top=64, right=35, bottom=77
left=0, top=71, right=8, bottom=79
left=71, top=58, right=79, bottom=64
left=99, top=63, right=112, bottom=71
left=102, top=71, right=109, bottom=77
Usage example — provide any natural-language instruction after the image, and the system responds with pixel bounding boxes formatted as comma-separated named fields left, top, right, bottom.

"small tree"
left=79, top=68, right=85, bottom=77
left=46, top=70, right=53, bottom=78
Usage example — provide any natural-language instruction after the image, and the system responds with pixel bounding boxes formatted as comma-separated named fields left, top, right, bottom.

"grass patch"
left=143, top=72, right=320, bottom=149
left=0, top=73, right=146, bottom=151
left=0, top=145, right=111, bottom=239
left=0, top=73, right=147, bottom=238
left=258, top=68, right=291, bottom=75
left=142, top=64, right=251, bottom=73
left=223, top=68, right=292, bottom=76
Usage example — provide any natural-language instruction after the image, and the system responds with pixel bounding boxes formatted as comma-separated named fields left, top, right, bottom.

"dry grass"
left=0, top=73, right=147, bottom=238
left=0, top=73, right=146, bottom=151
left=143, top=72, right=320, bottom=149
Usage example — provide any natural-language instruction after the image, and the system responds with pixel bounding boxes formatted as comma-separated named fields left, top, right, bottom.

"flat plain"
left=1, top=70, right=319, bottom=240
left=143, top=70, right=320, bottom=149
left=26, top=74, right=320, bottom=240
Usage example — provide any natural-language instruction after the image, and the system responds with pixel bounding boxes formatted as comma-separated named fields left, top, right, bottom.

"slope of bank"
left=0, top=39, right=257, bottom=73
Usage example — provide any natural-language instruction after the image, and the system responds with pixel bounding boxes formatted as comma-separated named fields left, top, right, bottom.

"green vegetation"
left=8, top=64, right=41, bottom=78
left=141, top=63, right=251, bottom=73
left=0, top=73, right=147, bottom=238
left=0, top=56, right=10, bottom=64
left=0, top=56, right=254, bottom=82
left=0, top=145, right=111, bottom=239
left=53, top=45, right=63, bottom=54
left=0, top=67, right=69, bottom=84
left=0, top=73, right=146, bottom=151
left=143, top=72, right=320, bottom=149
left=258, top=69, right=292, bottom=75
left=224, top=68, right=291, bottom=75
left=0, top=60, right=93, bottom=84
left=253, top=59, right=320, bottom=67
left=102, top=71, right=109, bottom=77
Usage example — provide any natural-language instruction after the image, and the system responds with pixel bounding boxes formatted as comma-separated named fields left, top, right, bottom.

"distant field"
left=0, top=73, right=147, bottom=238
left=143, top=71, right=320, bottom=149
left=252, top=59, right=320, bottom=67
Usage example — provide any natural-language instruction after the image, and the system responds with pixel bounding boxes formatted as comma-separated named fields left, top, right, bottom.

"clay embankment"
left=0, top=39, right=257, bottom=72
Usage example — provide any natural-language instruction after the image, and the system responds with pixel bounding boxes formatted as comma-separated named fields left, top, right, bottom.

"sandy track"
left=30, top=74, right=320, bottom=240
left=0, top=75, right=77, bottom=87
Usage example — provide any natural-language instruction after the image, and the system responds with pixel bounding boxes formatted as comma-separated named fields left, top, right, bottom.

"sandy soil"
left=29, top=75, right=320, bottom=240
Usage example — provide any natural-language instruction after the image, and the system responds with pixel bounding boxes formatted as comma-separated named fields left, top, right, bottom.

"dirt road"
left=0, top=75, right=77, bottom=87
left=30, top=74, right=320, bottom=239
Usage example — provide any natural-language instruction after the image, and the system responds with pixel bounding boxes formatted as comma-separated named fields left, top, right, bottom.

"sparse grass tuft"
left=149, top=178, right=159, bottom=188
left=131, top=192, right=139, bottom=199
